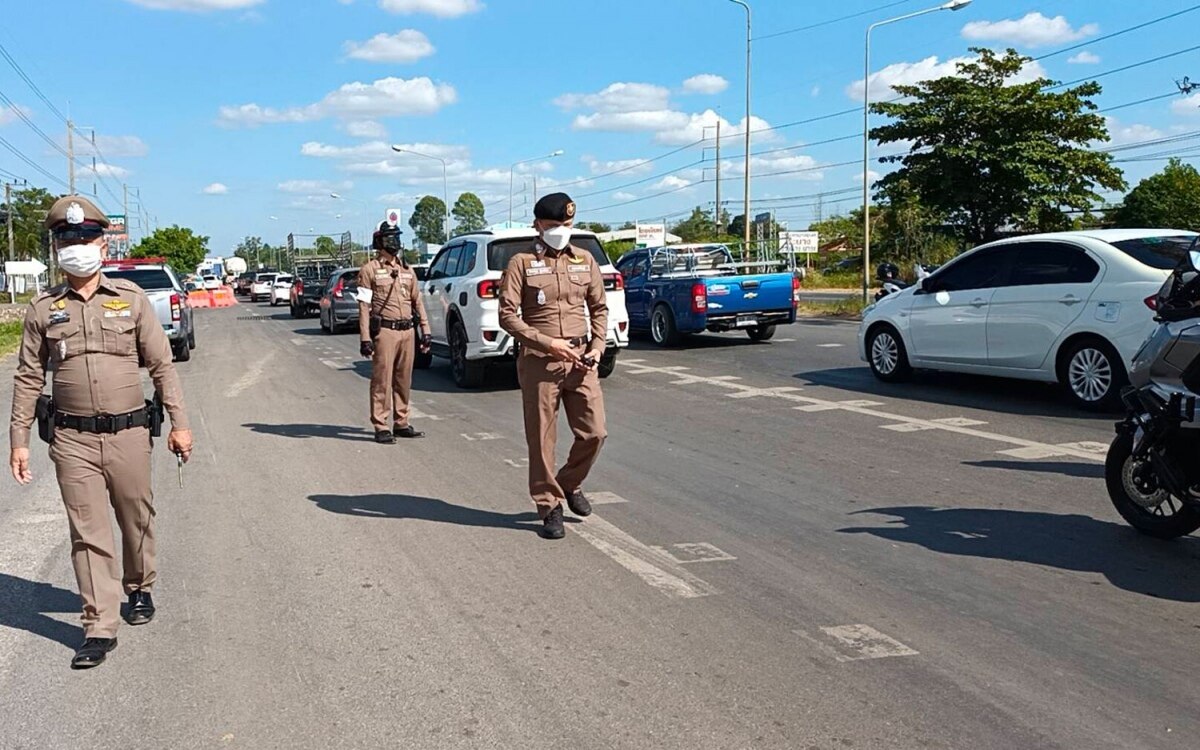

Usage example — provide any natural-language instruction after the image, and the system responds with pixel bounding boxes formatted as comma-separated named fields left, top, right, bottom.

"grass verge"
left=0, top=320, right=22, bottom=358
left=801, top=270, right=861, bottom=289
left=796, top=297, right=868, bottom=320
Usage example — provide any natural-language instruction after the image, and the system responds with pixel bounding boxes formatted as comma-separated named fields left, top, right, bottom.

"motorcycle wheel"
left=1105, top=433, right=1200, bottom=539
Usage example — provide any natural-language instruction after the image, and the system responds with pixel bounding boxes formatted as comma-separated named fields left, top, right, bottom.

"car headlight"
left=862, top=303, right=877, bottom=317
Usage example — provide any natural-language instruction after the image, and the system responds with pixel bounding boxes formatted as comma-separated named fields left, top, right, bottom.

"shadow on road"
left=965, top=460, right=1105, bottom=480
left=626, top=333, right=767, bottom=353
left=309, top=493, right=570, bottom=533
left=796, top=367, right=1113, bottom=420
left=0, top=573, right=81, bottom=650
left=839, top=506, right=1200, bottom=601
left=291, top=327, right=331, bottom=337
left=243, top=423, right=375, bottom=442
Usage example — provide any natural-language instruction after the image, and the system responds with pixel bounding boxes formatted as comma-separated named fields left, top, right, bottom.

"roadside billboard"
left=779, top=231, right=819, bottom=255
left=635, top=223, right=666, bottom=248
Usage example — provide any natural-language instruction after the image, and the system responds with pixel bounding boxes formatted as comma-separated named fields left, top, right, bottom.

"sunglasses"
left=53, top=226, right=106, bottom=243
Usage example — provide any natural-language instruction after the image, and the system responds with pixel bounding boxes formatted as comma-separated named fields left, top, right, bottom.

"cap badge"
left=565, top=202, right=576, bottom=219
left=66, top=202, right=86, bottom=225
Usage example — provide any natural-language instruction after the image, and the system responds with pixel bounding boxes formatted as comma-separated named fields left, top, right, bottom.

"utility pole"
left=5, top=182, right=14, bottom=262
left=714, top=119, right=721, bottom=237
left=90, top=129, right=97, bottom=199
left=67, top=120, right=76, bottom=194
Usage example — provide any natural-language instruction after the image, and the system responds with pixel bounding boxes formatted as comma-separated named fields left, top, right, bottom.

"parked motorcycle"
left=1105, top=244, right=1200, bottom=539
left=873, top=262, right=933, bottom=301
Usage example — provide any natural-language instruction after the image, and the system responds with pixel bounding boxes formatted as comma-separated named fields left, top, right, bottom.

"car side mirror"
left=917, top=277, right=933, bottom=295
left=1190, top=249, right=1200, bottom=273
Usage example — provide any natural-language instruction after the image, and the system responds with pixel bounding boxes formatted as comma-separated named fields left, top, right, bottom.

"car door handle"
left=444, top=283, right=452, bottom=293
left=427, top=286, right=437, bottom=294
left=1059, top=295, right=1082, bottom=306
left=970, top=298, right=988, bottom=308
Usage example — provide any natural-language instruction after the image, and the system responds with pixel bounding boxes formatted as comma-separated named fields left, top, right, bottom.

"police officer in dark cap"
left=356, top=220, right=432, bottom=443
left=498, top=192, right=609, bottom=539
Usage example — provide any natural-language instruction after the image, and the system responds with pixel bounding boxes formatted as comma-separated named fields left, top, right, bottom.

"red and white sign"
left=385, top=208, right=402, bottom=227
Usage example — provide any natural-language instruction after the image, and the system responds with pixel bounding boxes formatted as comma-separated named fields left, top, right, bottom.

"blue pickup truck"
left=615, top=244, right=799, bottom=346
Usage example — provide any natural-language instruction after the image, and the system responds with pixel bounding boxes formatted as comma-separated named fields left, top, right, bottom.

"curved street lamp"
left=509, top=150, right=564, bottom=223
left=392, top=146, right=451, bottom=240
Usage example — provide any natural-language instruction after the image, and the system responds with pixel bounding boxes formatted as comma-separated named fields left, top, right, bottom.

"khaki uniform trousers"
left=517, top=353, right=607, bottom=518
left=370, top=326, right=415, bottom=431
left=49, top=425, right=155, bottom=639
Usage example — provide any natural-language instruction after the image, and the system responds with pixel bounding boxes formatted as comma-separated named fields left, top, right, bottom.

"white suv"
left=418, top=228, right=630, bottom=387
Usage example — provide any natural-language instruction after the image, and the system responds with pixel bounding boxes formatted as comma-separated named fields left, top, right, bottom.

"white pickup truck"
left=101, top=258, right=196, bottom=362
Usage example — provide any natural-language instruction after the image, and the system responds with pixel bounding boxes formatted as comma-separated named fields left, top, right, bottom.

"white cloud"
left=854, top=170, right=882, bottom=184
left=83, top=163, right=130, bottom=179
left=0, top=104, right=31, bottom=126
left=1103, top=118, right=1165, bottom=146
left=556, top=82, right=672, bottom=114
left=1067, top=51, right=1100, bottom=65
left=682, top=74, right=728, bottom=95
left=124, top=0, right=263, bottom=10
left=652, top=175, right=692, bottom=191
left=751, top=153, right=823, bottom=181
left=572, top=110, right=690, bottom=133
left=846, top=55, right=1047, bottom=100
left=344, top=30, right=434, bottom=63
left=202, top=182, right=228, bottom=195
left=1171, top=93, right=1200, bottom=117
left=218, top=77, right=457, bottom=127
left=342, top=120, right=388, bottom=138
left=378, top=0, right=483, bottom=18
left=72, top=134, right=150, bottom=158
left=584, top=156, right=653, bottom=175
left=612, top=191, right=636, bottom=201
left=277, top=179, right=354, bottom=195
left=652, top=109, right=776, bottom=146
left=961, top=13, right=1098, bottom=48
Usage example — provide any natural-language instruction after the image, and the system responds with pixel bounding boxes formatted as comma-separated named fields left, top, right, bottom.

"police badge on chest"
left=537, top=289, right=547, bottom=305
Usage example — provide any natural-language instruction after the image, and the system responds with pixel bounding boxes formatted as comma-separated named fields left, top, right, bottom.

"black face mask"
left=375, top=231, right=402, bottom=255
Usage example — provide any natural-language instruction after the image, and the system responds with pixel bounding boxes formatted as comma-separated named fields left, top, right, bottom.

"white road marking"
left=1058, top=441, right=1109, bottom=455
left=461, top=432, right=502, bottom=442
left=774, top=338, right=797, bottom=342
left=622, top=361, right=1106, bottom=462
left=320, top=358, right=355, bottom=371
left=571, top=516, right=718, bottom=599
left=409, top=406, right=442, bottom=421
left=817, top=343, right=843, bottom=348
left=652, top=542, right=737, bottom=565
left=726, top=386, right=803, bottom=399
left=670, top=374, right=742, bottom=385
left=881, top=423, right=936, bottom=433
left=587, top=491, right=629, bottom=505
left=504, top=458, right=530, bottom=468
left=932, top=417, right=988, bottom=427
left=290, top=337, right=307, bottom=346
left=818, top=624, right=919, bottom=662
left=227, top=352, right=275, bottom=397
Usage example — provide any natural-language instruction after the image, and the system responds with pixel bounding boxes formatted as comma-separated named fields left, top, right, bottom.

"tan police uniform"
left=10, top=275, right=188, bottom=639
left=358, top=254, right=431, bottom=432
left=498, top=239, right=608, bottom=518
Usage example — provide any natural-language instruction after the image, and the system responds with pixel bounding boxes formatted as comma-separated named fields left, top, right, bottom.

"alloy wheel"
left=871, top=332, right=899, bottom=375
left=1068, top=348, right=1113, bottom=403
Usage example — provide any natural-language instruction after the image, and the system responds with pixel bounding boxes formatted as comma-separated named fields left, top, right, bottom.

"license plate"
left=735, top=315, right=757, bottom=327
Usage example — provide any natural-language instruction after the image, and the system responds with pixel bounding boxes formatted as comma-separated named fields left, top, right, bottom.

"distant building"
left=596, top=229, right=683, bottom=244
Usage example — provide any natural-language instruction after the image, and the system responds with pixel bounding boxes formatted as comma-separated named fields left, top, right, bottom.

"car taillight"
left=169, top=293, right=181, bottom=322
left=477, top=279, right=500, bottom=299
left=604, top=272, right=624, bottom=291
left=691, top=282, right=708, bottom=314
left=1144, top=295, right=1158, bottom=311
left=332, top=278, right=345, bottom=299
left=792, top=274, right=802, bottom=307
left=295, top=278, right=304, bottom=294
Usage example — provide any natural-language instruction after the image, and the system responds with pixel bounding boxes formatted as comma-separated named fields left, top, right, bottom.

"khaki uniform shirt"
left=356, top=255, right=431, bottom=341
left=498, top=241, right=608, bottom=359
left=9, top=274, right=189, bottom=450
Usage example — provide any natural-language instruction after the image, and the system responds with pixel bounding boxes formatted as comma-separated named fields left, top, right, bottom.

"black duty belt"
left=566, top=336, right=590, bottom=347
left=55, top=408, right=150, bottom=434
left=379, top=318, right=414, bottom=331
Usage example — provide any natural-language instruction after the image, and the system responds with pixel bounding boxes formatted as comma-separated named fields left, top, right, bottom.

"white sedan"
left=858, top=229, right=1197, bottom=409
left=202, top=274, right=221, bottom=290
left=271, top=274, right=294, bottom=306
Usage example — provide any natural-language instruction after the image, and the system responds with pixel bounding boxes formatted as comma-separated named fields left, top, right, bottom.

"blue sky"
left=0, top=0, right=1197, bottom=256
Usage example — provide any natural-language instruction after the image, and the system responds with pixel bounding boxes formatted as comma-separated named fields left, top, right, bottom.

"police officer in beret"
left=357, top=220, right=432, bottom=444
left=9, top=195, right=192, bottom=669
left=498, top=192, right=608, bottom=539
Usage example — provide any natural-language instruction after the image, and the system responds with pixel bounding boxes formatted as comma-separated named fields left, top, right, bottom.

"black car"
left=234, top=271, right=255, bottom=295
left=289, top=271, right=327, bottom=319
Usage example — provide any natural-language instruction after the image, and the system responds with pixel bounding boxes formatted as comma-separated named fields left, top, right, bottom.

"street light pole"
left=392, top=146, right=450, bottom=240
left=509, top=150, right=564, bottom=224
left=861, top=0, right=972, bottom=303
left=729, top=0, right=752, bottom=260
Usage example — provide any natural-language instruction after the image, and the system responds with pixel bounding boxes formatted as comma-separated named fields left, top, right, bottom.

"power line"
left=0, top=134, right=69, bottom=190
left=754, top=0, right=920, bottom=42
left=0, top=40, right=69, bottom=123
left=1049, top=44, right=1200, bottom=92
left=1033, top=5, right=1200, bottom=62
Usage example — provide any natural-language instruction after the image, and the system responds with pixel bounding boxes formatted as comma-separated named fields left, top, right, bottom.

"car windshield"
left=1109, top=235, right=1196, bottom=270
left=255, top=274, right=277, bottom=283
left=487, top=236, right=608, bottom=270
left=275, top=276, right=293, bottom=283
left=103, top=268, right=175, bottom=291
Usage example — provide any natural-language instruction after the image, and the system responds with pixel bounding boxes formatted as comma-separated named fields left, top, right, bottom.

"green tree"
left=578, top=221, right=612, bottom=234
left=671, top=207, right=716, bottom=242
left=1, top=186, right=56, bottom=261
left=409, top=195, right=447, bottom=244
left=234, top=235, right=266, bottom=268
left=131, top=225, right=209, bottom=276
left=618, top=221, right=636, bottom=231
left=1111, top=158, right=1200, bottom=231
left=872, top=47, right=1126, bottom=244
left=808, top=212, right=863, bottom=250
left=313, top=235, right=338, bottom=256
left=451, top=192, right=486, bottom=235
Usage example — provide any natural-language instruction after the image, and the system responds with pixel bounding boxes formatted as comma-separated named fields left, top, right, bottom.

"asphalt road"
left=2, top=301, right=1198, bottom=749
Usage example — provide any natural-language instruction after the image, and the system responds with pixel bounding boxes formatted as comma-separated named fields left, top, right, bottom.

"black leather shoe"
left=375, top=430, right=396, bottom=444
left=541, top=505, right=566, bottom=540
left=71, top=638, right=117, bottom=669
left=393, top=425, right=425, bottom=439
left=566, top=489, right=593, bottom=517
left=125, top=590, right=155, bottom=625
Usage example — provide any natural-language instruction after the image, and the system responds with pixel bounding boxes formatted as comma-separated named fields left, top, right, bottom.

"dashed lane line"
left=570, top=515, right=718, bottom=599
left=621, top=361, right=1106, bottom=463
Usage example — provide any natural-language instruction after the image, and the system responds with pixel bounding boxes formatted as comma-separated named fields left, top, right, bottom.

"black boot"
left=541, top=505, right=566, bottom=540
left=566, top=489, right=593, bottom=517
left=125, top=590, right=155, bottom=626
left=375, top=430, right=396, bottom=444
left=393, top=425, right=425, bottom=439
left=71, top=638, right=117, bottom=669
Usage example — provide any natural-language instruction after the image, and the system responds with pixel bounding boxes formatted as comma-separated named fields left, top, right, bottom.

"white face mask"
left=541, top=225, right=572, bottom=252
left=57, top=243, right=103, bottom=278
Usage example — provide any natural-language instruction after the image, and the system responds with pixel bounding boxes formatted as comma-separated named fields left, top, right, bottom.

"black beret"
left=534, top=192, right=576, bottom=222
